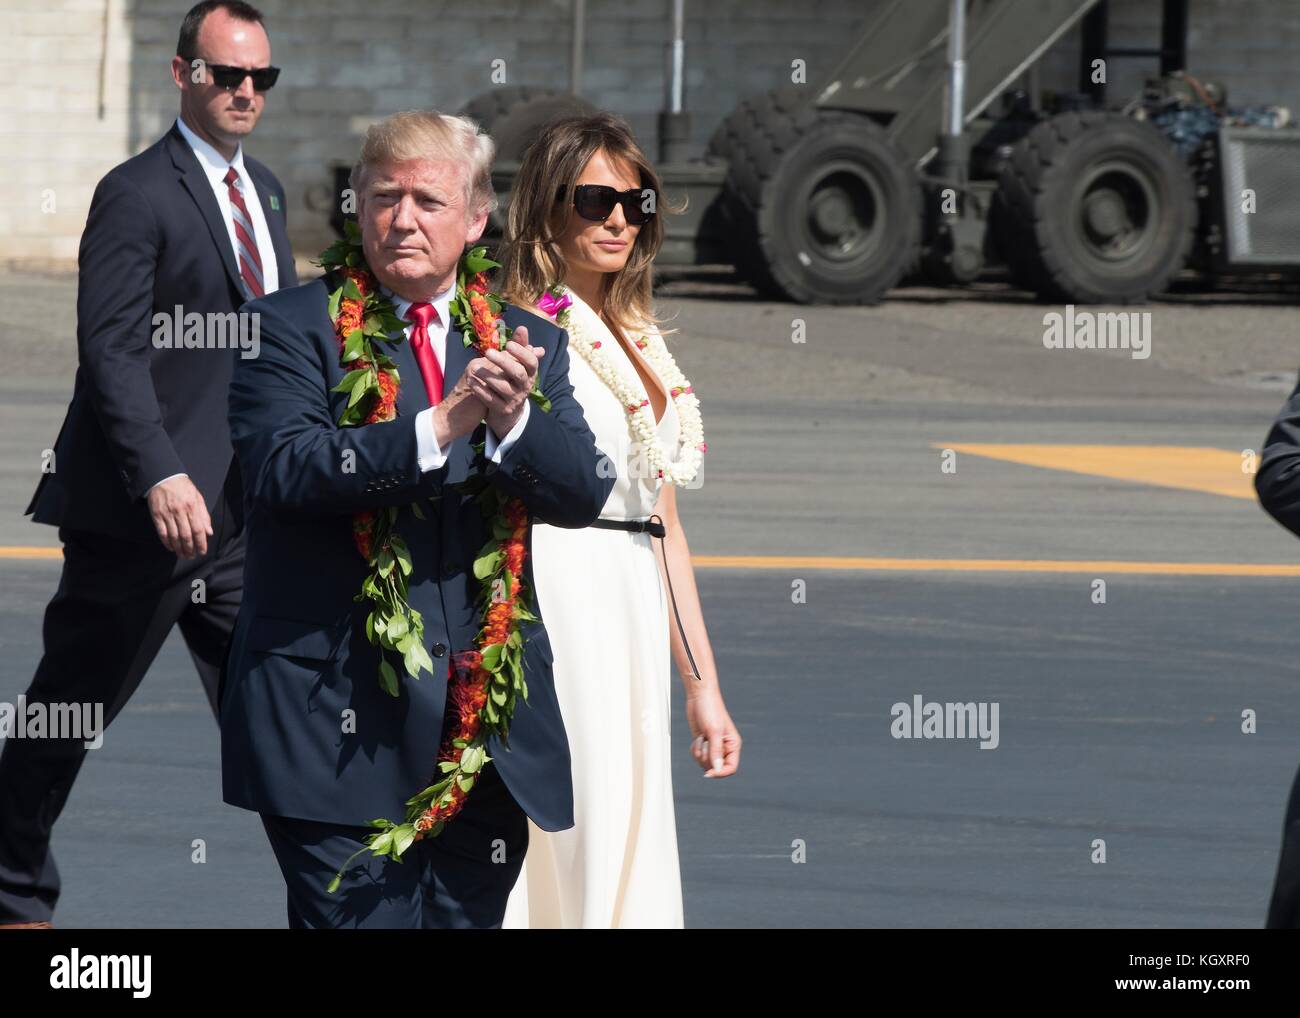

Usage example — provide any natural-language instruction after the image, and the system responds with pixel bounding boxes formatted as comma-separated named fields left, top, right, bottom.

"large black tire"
left=706, top=86, right=806, bottom=165
left=720, top=109, right=921, bottom=304
left=459, top=86, right=597, bottom=162
left=995, top=111, right=1196, bottom=303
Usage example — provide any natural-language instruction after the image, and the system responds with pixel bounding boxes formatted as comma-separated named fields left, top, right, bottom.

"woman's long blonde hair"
left=497, top=112, right=679, bottom=335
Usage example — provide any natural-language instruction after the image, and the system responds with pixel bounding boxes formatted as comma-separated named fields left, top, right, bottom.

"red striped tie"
left=223, top=166, right=264, bottom=298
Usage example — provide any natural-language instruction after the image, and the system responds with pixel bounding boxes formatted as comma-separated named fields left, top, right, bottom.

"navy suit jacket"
left=27, top=121, right=296, bottom=542
left=221, top=273, right=613, bottom=831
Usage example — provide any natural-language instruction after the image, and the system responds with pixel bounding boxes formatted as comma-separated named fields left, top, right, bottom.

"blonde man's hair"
left=350, top=110, right=498, bottom=220
left=498, top=111, right=682, bottom=335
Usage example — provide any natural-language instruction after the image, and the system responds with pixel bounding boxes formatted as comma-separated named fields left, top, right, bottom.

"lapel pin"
left=269, top=195, right=281, bottom=211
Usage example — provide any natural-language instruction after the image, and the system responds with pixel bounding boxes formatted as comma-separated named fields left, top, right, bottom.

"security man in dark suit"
left=0, top=1, right=294, bottom=927
left=1255, top=373, right=1300, bottom=928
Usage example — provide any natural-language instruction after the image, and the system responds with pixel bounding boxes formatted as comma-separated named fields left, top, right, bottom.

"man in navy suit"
left=222, top=110, right=612, bottom=929
left=0, top=1, right=294, bottom=927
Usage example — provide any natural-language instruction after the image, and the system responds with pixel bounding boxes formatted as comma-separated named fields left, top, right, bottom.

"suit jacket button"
left=432, top=642, right=447, bottom=658
left=441, top=562, right=459, bottom=579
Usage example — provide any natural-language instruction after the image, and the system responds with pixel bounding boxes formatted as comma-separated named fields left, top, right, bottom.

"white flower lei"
left=543, top=284, right=706, bottom=487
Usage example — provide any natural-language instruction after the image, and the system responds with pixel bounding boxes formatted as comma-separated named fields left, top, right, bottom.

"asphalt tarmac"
left=3, top=269, right=1299, bottom=927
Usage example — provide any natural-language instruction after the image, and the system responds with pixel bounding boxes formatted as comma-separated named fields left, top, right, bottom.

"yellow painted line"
left=692, top=556, right=1300, bottom=576
left=938, top=444, right=1254, bottom=499
left=6, top=546, right=1296, bottom=577
left=0, top=546, right=61, bottom=559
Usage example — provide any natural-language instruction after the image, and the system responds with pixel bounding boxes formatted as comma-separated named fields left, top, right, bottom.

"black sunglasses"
left=560, top=184, right=656, bottom=226
left=206, top=63, right=280, bottom=91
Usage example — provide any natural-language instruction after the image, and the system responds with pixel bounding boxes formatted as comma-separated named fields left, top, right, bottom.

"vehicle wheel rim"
left=796, top=159, right=886, bottom=269
left=1072, top=159, right=1162, bottom=266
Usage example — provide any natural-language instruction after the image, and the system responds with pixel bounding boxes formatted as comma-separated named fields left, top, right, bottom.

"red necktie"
left=405, top=302, right=444, bottom=406
left=222, top=166, right=264, bottom=298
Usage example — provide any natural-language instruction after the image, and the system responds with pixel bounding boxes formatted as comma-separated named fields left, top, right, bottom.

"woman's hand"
left=685, top=688, right=741, bottom=777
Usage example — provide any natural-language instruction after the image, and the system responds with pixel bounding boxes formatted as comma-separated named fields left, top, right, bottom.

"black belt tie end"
left=584, top=515, right=701, bottom=680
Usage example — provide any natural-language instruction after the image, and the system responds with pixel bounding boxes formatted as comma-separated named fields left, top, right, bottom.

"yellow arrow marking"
left=937, top=444, right=1254, bottom=499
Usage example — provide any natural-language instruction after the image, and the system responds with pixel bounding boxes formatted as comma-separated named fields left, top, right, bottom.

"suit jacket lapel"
left=166, top=125, right=245, bottom=299
left=443, top=325, right=471, bottom=401
left=441, top=325, right=479, bottom=483
left=387, top=310, right=480, bottom=483
left=391, top=324, right=427, bottom=422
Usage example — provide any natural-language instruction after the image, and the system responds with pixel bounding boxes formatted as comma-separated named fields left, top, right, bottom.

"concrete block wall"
left=3, top=0, right=1299, bottom=267
left=1034, top=0, right=1300, bottom=113
left=1, top=0, right=139, bottom=266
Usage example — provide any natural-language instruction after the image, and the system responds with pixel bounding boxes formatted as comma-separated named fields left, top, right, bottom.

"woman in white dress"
left=495, top=113, right=742, bottom=928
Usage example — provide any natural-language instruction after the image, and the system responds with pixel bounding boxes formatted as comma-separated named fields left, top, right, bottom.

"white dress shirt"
left=174, top=115, right=279, bottom=295
left=384, top=284, right=530, bottom=471
left=149, top=117, right=282, bottom=497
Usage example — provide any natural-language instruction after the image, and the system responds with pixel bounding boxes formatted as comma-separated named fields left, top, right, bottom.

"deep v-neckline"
left=600, top=313, right=669, bottom=428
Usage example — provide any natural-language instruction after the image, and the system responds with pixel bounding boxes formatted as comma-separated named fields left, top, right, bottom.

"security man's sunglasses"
left=207, top=63, right=281, bottom=91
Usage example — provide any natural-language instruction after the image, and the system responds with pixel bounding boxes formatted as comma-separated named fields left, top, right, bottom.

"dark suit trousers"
left=0, top=476, right=244, bottom=923
left=1266, top=762, right=1300, bottom=928
left=260, top=761, right=528, bottom=929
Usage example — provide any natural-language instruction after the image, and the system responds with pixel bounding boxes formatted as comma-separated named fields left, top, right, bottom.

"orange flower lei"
left=318, top=231, right=550, bottom=890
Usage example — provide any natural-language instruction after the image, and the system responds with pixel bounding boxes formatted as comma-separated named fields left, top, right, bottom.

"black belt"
left=589, top=517, right=666, bottom=538
left=587, top=515, right=701, bottom=681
